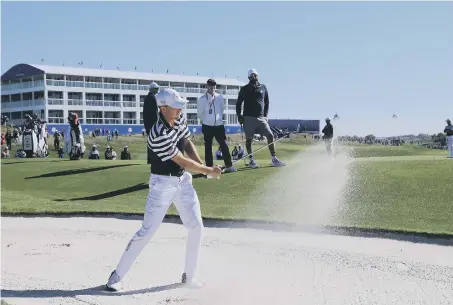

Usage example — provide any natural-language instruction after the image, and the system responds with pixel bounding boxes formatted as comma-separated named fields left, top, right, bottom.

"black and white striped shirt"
left=147, top=112, right=191, bottom=176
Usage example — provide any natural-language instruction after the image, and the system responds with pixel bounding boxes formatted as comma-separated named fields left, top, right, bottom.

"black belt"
left=151, top=170, right=185, bottom=177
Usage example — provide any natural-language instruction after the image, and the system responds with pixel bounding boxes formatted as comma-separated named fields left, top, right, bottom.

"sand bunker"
left=2, top=217, right=453, bottom=305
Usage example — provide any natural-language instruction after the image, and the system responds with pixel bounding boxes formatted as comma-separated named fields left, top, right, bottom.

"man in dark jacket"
left=143, top=82, right=160, bottom=135
left=143, top=82, right=160, bottom=164
left=322, top=117, right=334, bottom=155
left=121, top=145, right=132, bottom=160
left=236, top=69, right=286, bottom=169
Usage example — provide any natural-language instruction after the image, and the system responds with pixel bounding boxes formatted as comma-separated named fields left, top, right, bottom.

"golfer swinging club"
left=236, top=69, right=286, bottom=168
left=105, top=88, right=222, bottom=292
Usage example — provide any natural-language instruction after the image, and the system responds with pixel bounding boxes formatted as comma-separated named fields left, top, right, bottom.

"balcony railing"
left=122, top=101, right=136, bottom=107
left=47, top=117, right=65, bottom=124
left=185, top=87, right=201, bottom=93
left=46, top=80, right=65, bottom=86
left=187, top=119, right=199, bottom=125
left=0, top=98, right=240, bottom=111
left=66, top=81, right=85, bottom=88
left=86, top=100, right=104, bottom=107
left=68, top=99, right=84, bottom=106
left=123, top=119, right=136, bottom=124
left=85, top=118, right=104, bottom=124
left=48, top=98, right=64, bottom=105
left=103, top=101, right=121, bottom=107
left=6, top=80, right=239, bottom=95
left=104, top=118, right=122, bottom=124
left=1, top=99, right=46, bottom=108
left=1, top=80, right=45, bottom=92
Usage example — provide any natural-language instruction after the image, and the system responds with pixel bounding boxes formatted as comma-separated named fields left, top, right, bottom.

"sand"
left=2, top=217, right=453, bottom=305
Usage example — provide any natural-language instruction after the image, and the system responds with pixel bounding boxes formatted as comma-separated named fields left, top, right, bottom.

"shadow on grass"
left=53, top=170, right=213, bottom=201
left=54, top=170, right=214, bottom=201
left=25, top=164, right=141, bottom=180
left=2, top=212, right=452, bottom=247
left=54, top=170, right=240, bottom=201
left=1, top=283, right=181, bottom=300
left=45, top=164, right=277, bottom=201
left=54, top=182, right=149, bottom=201
left=2, top=160, right=72, bottom=166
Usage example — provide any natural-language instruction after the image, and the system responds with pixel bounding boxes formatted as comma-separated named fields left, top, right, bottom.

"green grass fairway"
left=1, top=135, right=452, bottom=235
left=348, top=143, right=447, bottom=158
left=336, top=157, right=453, bottom=234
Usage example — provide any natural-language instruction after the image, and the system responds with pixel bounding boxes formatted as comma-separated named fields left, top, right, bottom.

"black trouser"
left=202, top=124, right=232, bottom=167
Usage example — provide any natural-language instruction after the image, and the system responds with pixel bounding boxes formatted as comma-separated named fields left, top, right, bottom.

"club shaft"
left=232, top=132, right=293, bottom=165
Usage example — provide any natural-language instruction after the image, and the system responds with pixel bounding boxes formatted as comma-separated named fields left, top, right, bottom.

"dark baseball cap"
left=207, top=78, right=217, bottom=86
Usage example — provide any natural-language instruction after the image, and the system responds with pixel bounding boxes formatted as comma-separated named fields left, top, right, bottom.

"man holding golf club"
left=322, top=117, right=334, bottom=155
left=105, top=88, right=222, bottom=292
left=236, top=69, right=286, bottom=168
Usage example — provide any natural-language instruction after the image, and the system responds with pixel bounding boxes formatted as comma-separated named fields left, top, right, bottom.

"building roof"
left=1, top=63, right=246, bottom=86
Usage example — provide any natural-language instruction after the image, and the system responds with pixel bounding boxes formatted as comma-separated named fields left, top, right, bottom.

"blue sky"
left=2, top=1, right=452, bottom=137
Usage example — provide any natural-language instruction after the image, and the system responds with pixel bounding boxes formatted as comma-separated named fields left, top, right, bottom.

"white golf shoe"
left=271, top=156, right=286, bottom=167
left=249, top=158, right=259, bottom=169
left=105, top=270, right=123, bottom=292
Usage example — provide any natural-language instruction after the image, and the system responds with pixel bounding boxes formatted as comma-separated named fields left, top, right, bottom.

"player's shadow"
left=54, top=170, right=233, bottom=201
left=25, top=164, right=140, bottom=179
left=53, top=166, right=276, bottom=201
left=54, top=182, right=149, bottom=201
left=1, top=282, right=182, bottom=299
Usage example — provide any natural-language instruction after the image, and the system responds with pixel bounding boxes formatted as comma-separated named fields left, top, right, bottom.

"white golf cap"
left=149, top=81, right=159, bottom=90
left=156, top=88, right=188, bottom=109
left=248, top=69, right=258, bottom=77
left=326, top=117, right=331, bottom=121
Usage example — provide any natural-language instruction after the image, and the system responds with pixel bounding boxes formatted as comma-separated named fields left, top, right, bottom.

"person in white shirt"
left=215, top=147, right=223, bottom=160
left=88, top=144, right=100, bottom=160
left=237, top=144, right=245, bottom=159
left=197, top=78, right=237, bottom=173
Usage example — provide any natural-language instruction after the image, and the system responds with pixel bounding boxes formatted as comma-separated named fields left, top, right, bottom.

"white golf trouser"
left=114, top=171, right=203, bottom=280
left=448, top=136, right=453, bottom=158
